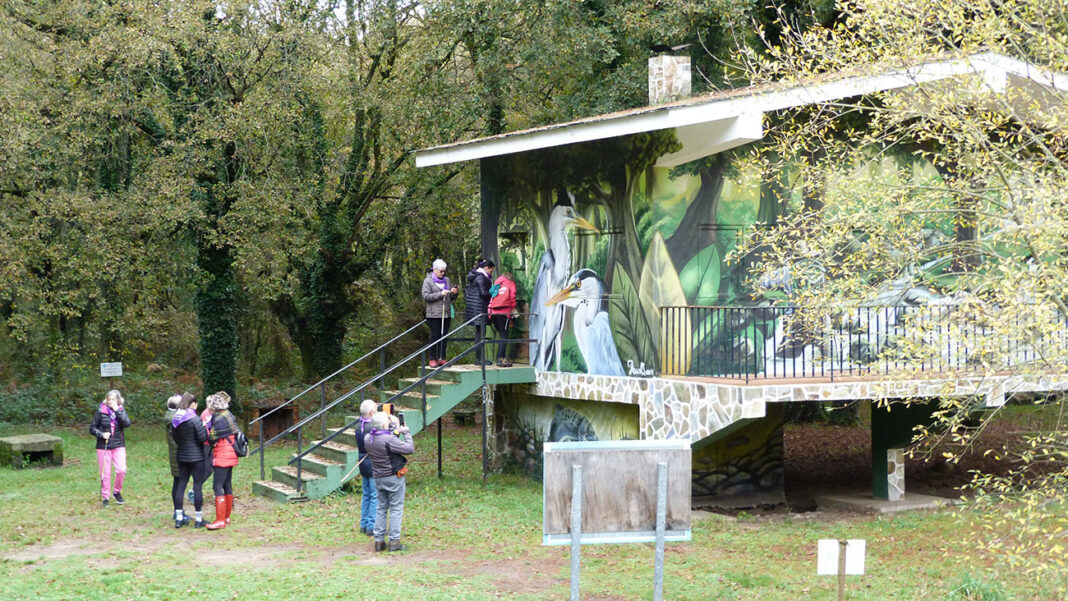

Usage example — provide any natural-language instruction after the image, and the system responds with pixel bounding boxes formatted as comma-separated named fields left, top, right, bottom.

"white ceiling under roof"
left=414, top=52, right=1066, bottom=169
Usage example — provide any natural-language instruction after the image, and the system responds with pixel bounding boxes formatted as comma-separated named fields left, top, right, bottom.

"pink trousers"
left=96, top=448, right=127, bottom=499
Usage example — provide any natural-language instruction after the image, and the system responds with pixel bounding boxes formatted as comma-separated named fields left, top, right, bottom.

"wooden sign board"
left=99, top=362, right=123, bottom=378
left=543, top=440, right=691, bottom=545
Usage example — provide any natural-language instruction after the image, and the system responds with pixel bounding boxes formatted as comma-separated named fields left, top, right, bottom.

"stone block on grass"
left=0, top=433, right=64, bottom=468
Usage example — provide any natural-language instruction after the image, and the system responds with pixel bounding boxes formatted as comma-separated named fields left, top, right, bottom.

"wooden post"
left=570, top=465, right=583, bottom=601
left=837, top=539, right=847, bottom=601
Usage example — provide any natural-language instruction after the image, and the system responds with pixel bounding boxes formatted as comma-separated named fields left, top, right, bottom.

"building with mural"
left=415, top=52, right=1068, bottom=506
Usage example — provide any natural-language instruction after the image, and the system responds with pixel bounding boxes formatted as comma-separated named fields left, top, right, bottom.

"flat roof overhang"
left=415, top=53, right=1067, bottom=169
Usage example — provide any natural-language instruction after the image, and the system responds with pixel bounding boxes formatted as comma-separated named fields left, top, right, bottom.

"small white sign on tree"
left=99, top=362, right=123, bottom=378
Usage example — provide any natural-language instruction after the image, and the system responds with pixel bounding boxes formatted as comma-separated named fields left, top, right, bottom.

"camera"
left=377, top=403, right=405, bottom=427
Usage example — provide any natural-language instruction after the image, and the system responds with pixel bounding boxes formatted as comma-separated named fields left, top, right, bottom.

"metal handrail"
left=254, top=314, right=483, bottom=456
left=250, top=321, right=424, bottom=425
left=288, top=334, right=487, bottom=466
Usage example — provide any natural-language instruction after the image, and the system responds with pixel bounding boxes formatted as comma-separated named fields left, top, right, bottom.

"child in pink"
left=89, top=390, right=132, bottom=506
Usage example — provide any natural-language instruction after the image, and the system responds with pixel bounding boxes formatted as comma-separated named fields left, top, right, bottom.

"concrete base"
left=815, top=492, right=960, bottom=513
left=0, top=434, right=64, bottom=468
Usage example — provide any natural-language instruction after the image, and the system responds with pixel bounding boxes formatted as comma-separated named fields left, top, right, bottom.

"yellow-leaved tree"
left=730, top=0, right=1068, bottom=591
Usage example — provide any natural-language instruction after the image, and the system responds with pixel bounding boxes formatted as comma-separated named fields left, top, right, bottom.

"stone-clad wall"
left=524, top=371, right=1068, bottom=443
left=524, top=372, right=765, bottom=442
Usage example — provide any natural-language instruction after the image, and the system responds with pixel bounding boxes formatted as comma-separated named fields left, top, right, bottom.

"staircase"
left=253, top=418, right=365, bottom=502
left=379, top=364, right=536, bottom=437
left=251, top=336, right=535, bottom=502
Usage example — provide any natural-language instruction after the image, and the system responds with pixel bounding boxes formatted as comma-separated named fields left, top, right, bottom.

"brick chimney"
left=648, top=54, right=691, bottom=104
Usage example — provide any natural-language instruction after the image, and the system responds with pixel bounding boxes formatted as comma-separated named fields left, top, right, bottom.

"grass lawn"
left=0, top=415, right=1060, bottom=601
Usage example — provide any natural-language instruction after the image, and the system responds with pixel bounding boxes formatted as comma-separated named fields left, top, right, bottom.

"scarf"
left=171, top=408, right=197, bottom=428
left=368, top=427, right=393, bottom=446
left=432, top=273, right=448, bottom=289
left=99, top=401, right=116, bottom=436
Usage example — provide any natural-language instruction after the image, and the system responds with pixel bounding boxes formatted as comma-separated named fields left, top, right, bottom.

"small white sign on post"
left=817, top=539, right=866, bottom=575
left=100, top=362, right=123, bottom=378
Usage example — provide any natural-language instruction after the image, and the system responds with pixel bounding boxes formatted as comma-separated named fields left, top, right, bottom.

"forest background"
left=0, top=0, right=837, bottom=422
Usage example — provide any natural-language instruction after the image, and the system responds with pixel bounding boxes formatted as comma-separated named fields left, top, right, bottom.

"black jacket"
left=171, top=415, right=209, bottom=464
left=355, top=419, right=375, bottom=479
left=464, top=268, right=492, bottom=319
left=89, top=407, right=132, bottom=450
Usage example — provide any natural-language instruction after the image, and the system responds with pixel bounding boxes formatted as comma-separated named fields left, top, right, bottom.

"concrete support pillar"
left=871, top=401, right=935, bottom=500
left=886, top=448, right=905, bottom=501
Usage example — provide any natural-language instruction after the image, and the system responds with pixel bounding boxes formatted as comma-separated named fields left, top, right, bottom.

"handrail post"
left=319, top=382, right=327, bottom=440
left=259, top=422, right=265, bottom=480
left=437, top=414, right=443, bottom=479
left=421, top=348, right=428, bottom=429
left=296, top=428, right=303, bottom=495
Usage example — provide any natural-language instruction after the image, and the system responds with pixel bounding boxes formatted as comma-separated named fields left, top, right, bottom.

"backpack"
left=231, top=430, right=249, bottom=457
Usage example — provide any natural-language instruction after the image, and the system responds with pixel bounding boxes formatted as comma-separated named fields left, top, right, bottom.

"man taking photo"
left=364, top=410, right=414, bottom=552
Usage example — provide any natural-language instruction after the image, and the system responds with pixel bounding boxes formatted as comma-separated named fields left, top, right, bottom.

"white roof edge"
left=415, top=53, right=1055, bottom=168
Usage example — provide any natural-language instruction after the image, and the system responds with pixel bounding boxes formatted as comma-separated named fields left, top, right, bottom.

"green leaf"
left=609, top=262, right=656, bottom=370
left=678, top=243, right=721, bottom=305
left=638, top=231, right=691, bottom=374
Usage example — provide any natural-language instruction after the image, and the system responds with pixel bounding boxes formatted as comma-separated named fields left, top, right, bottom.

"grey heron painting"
left=545, top=268, right=625, bottom=376
left=528, top=191, right=598, bottom=371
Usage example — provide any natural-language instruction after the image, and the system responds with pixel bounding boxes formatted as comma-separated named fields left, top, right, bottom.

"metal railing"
left=661, top=304, right=1068, bottom=382
left=249, top=321, right=424, bottom=484
left=288, top=312, right=539, bottom=487
left=251, top=309, right=538, bottom=495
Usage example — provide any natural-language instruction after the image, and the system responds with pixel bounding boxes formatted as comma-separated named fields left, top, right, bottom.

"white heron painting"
left=528, top=192, right=598, bottom=371
left=545, top=268, right=626, bottom=376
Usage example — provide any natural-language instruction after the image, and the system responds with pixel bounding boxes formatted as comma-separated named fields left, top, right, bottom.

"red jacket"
left=488, top=275, right=517, bottom=315
left=208, top=410, right=239, bottom=468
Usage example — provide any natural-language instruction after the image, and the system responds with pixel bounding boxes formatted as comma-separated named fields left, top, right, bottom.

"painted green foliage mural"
left=488, top=129, right=772, bottom=377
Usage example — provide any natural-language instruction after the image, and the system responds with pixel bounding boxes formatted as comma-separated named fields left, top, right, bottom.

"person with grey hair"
left=422, top=259, right=458, bottom=368
left=354, top=399, right=378, bottom=536
left=365, top=411, right=414, bottom=552
left=89, top=389, right=131, bottom=506
left=204, top=391, right=239, bottom=530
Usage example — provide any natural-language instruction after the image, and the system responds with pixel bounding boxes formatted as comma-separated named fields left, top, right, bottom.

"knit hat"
left=206, top=391, right=231, bottom=411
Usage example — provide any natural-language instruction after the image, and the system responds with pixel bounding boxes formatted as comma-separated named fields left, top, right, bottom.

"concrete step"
left=252, top=480, right=301, bottom=503
left=290, top=453, right=344, bottom=480
left=397, top=378, right=455, bottom=396
left=379, top=390, right=439, bottom=407
left=311, top=440, right=359, bottom=464
left=271, top=465, right=330, bottom=498
left=326, top=427, right=359, bottom=447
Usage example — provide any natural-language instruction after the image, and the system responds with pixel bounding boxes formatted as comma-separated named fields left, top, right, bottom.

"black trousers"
left=174, top=461, right=207, bottom=511
left=490, top=314, right=511, bottom=361
left=201, top=446, right=213, bottom=489
left=213, top=466, right=233, bottom=497
left=472, top=315, right=488, bottom=362
left=426, top=317, right=451, bottom=361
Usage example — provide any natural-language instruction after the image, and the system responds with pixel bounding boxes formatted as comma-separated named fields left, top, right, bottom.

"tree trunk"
left=666, top=157, right=727, bottom=269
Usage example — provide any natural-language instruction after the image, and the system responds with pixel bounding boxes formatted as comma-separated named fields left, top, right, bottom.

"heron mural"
left=545, top=269, right=625, bottom=376
left=487, top=128, right=961, bottom=379
left=528, top=190, right=598, bottom=371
